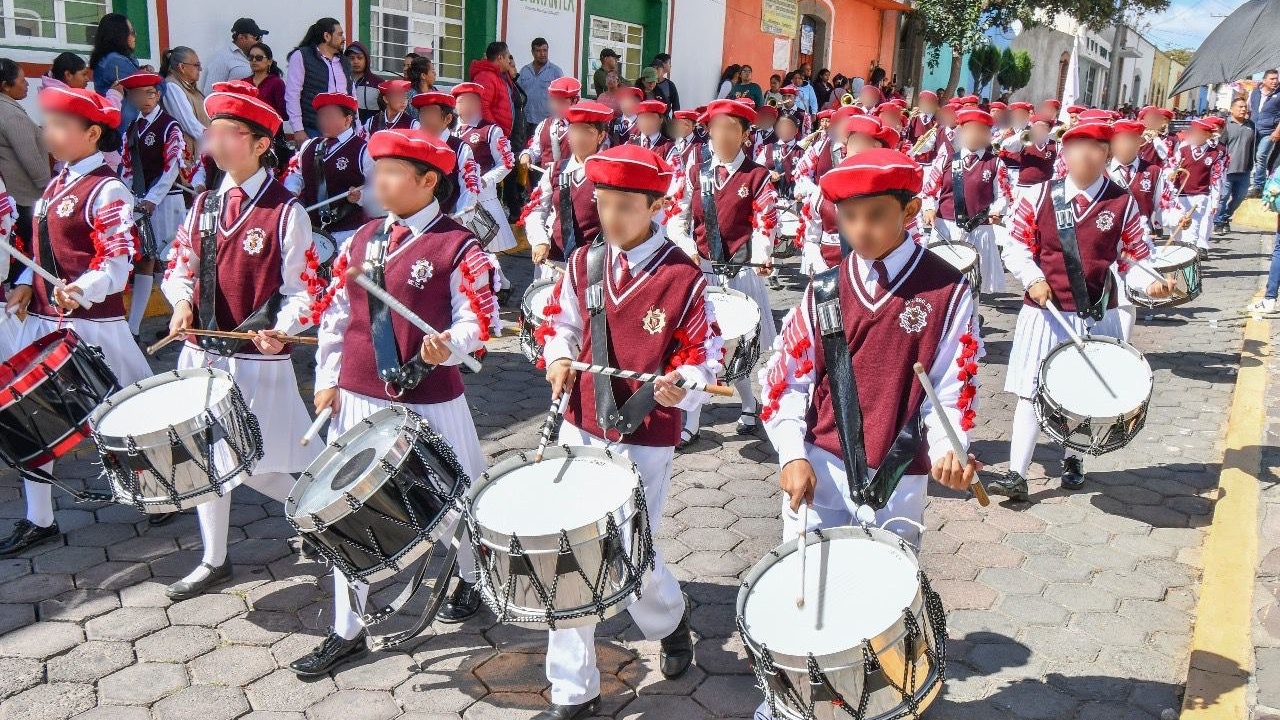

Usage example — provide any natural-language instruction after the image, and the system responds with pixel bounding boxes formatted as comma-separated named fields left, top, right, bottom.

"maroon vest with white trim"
left=1011, top=141, right=1057, bottom=186
left=338, top=215, right=476, bottom=405
left=1138, top=134, right=1172, bottom=166
left=1114, top=158, right=1162, bottom=225
left=815, top=196, right=843, bottom=268
left=443, top=134, right=468, bottom=214
left=535, top=118, right=570, bottom=166
left=936, top=149, right=1000, bottom=221
left=1023, top=179, right=1131, bottom=313
left=806, top=247, right=963, bottom=474
left=460, top=122, right=498, bottom=171
left=129, top=111, right=180, bottom=192
left=367, top=111, right=414, bottom=133
left=688, top=157, right=771, bottom=260
left=31, top=166, right=127, bottom=320
left=1173, top=144, right=1223, bottom=196
left=562, top=240, right=704, bottom=447
left=548, top=161, right=601, bottom=263
left=299, top=134, right=369, bottom=233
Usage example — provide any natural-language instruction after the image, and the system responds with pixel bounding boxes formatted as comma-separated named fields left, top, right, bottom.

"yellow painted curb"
left=1231, top=198, right=1276, bottom=232
left=1180, top=313, right=1268, bottom=719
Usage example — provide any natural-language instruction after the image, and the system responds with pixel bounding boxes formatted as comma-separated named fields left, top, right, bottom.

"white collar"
left=63, top=153, right=107, bottom=180
left=217, top=168, right=269, bottom=198
left=712, top=151, right=745, bottom=172
left=385, top=200, right=442, bottom=237
left=329, top=127, right=356, bottom=146
left=1109, top=157, right=1139, bottom=173
left=137, top=105, right=162, bottom=125
left=1064, top=173, right=1106, bottom=201
left=230, top=42, right=247, bottom=57
left=853, top=235, right=916, bottom=285
left=610, top=226, right=666, bottom=269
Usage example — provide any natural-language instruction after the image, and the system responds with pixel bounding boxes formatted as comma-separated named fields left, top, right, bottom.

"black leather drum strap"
left=197, top=193, right=222, bottom=336
left=586, top=239, right=656, bottom=436
left=33, top=201, right=61, bottom=305
left=130, top=134, right=157, bottom=259
left=313, top=139, right=329, bottom=206
left=698, top=158, right=726, bottom=263
left=555, top=160, right=578, bottom=259
left=950, top=157, right=971, bottom=228
left=365, top=233, right=431, bottom=394
left=1049, top=179, right=1109, bottom=321
left=129, top=131, right=148, bottom=198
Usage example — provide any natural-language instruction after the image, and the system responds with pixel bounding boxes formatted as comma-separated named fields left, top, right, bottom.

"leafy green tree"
left=997, top=48, right=1034, bottom=95
left=969, top=43, right=1002, bottom=96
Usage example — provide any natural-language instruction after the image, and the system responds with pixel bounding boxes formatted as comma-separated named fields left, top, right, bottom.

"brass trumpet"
left=840, top=93, right=856, bottom=107
left=766, top=97, right=780, bottom=108
left=1142, top=129, right=1160, bottom=142
left=798, top=128, right=826, bottom=150
left=1019, top=129, right=1033, bottom=143
left=909, top=125, right=937, bottom=156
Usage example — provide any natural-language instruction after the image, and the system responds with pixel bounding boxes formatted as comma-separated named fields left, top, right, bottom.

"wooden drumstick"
left=912, top=362, right=989, bottom=507
left=0, top=239, right=94, bottom=309
left=347, top=268, right=484, bottom=373
left=539, top=259, right=567, bottom=275
left=448, top=203, right=477, bottom=221
left=566, top=361, right=736, bottom=397
left=300, top=407, right=333, bottom=446
left=146, top=331, right=182, bottom=355
left=533, top=391, right=571, bottom=462
left=304, top=188, right=356, bottom=214
left=796, top=501, right=808, bottom=608
left=184, top=328, right=318, bottom=345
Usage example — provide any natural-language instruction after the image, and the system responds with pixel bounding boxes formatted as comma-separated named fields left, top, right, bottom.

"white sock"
left=683, top=405, right=703, bottom=435
left=1008, top=397, right=1040, bottom=477
left=735, top=377, right=757, bottom=422
left=127, top=274, right=153, bottom=336
left=333, top=568, right=369, bottom=640
left=192, top=492, right=231, bottom=571
left=1117, top=304, right=1136, bottom=342
left=24, top=474, right=55, bottom=527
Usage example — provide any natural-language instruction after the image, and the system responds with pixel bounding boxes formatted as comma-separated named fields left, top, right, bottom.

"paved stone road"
left=1253, top=259, right=1280, bottom=720
left=0, top=231, right=1267, bottom=720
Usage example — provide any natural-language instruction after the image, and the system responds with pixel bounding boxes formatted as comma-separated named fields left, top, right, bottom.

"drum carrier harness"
left=585, top=238, right=658, bottom=438
left=699, top=157, right=752, bottom=278
left=1048, top=178, right=1110, bottom=321
left=194, top=194, right=285, bottom=357
left=361, top=228, right=436, bottom=397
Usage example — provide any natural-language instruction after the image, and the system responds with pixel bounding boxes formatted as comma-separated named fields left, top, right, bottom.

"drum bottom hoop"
left=0, top=345, right=119, bottom=468
left=517, top=321, right=544, bottom=366
left=1033, top=390, right=1150, bottom=455
left=722, top=333, right=762, bottom=384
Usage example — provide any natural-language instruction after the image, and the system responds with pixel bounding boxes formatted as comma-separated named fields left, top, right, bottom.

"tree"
left=1165, top=47, right=1193, bottom=66
left=968, top=43, right=1002, bottom=96
left=997, top=48, right=1034, bottom=95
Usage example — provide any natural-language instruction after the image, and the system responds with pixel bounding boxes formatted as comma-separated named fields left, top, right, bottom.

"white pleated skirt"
left=1004, top=304, right=1124, bottom=398
left=18, top=313, right=152, bottom=386
left=479, top=197, right=518, bottom=253
left=703, top=261, right=778, bottom=350
left=933, top=219, right=1007, bottom=294
left=330, top=389, right=487, bottom=482
left=150, top=193, right=187, bottom=261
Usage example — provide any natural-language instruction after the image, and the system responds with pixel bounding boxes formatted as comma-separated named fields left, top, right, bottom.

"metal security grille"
left=369, top=0, right=465, bottom=83
left=584, top=15, right=643, bottom=96
left=0, top=0, right=107, bottom=48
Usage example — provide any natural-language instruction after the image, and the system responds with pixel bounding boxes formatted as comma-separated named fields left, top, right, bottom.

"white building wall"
left=503, top=0, right=579, bottom=78
left=668, top=0, right=724, bottom=108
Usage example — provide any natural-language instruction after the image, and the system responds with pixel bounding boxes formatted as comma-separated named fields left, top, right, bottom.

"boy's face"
left=567, top=123, right=602, bottom=158
left=417, top=105, right=448, bottom=134
left=637, top=112, right=662, bottom=136
left=618, top=95, right=638, bottom=116
left=549, top=96, right=572, bottom=118
left=1111, top=133, right=1139, bottom=162
left=835, top=194, right=919, bottom=261
left=206, top=118, right=264, bottom=172
left=596, top=187, right=662, bottom=246
left=959, top=121, right=991, bottom=151
left=670, top=119, right=691, bottom=139
left=317, top=105, right=351, bottom=138
left=42, top=112, right=99, bottom=162
left=1010, top=109, right=1030, bottom=127
left=384, top=91, right=408, bottom=113
left=1062, top=139, right=1108, bottom=181
left=1030, top=123, right=1050, bottom=143
left=373, top=157, right=436, bottom=217
left=455, top=93, right=480, bottom=119
left=774, top=118, right=798, bottom=141
left=127, top=85, right=160, bottom=114
left=708, top=115, right=746, bottom=160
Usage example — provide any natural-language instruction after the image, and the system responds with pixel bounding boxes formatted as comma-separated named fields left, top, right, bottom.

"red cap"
left=204, top=88, right=281, bottom=135
left=1112, top=120, right=1144, bottom=136
left=1139, top=105, right=1173, bottom=120
left=40, top=86, right=121, bottom=129
left=636, top=99, right=668, bottom=116
left=584, top=144, right=673, bottom=195
left=820, top=148, right=923, bottom=202
left=615, top=86, right=644, bottom=102
left=1010, top=101, right=1034, bottom=112
left=1066, top=104, right=1086, bottom=114
left=119, top=72, right=163, bottom=90
left=956, top=109, right=994, bottom=127
left=874, top=102, right=903, bottom=117
left=1189, top=118, right=1216, bottom=132
left=816, top=109, right=835, bottom=121
left=379, top=79, right=412, bottom=95
left=832, top=104, right=865, bottom=123
left=959, top=94, right=980, bottom=105
left=368, top=129, right=457, bottom=174
left=564, top=101, right=613, bottom=125
left=312, top=92, right=358, bottom=112
left=1077, top=108, right=1111, bottom=122
left=1031, top=114, right=1056, bottom=126
left=942, top=100, right=961, bottom=111
left=672, top=109, right=699, bottom=122
left=917, top=90, right=938, bottom=101
left=755, top=104, right=779, bottom=121
left=450, top=82, right=483, bottom=98
left=412, top=91, right=455, bottom=110
left=704, top=98, right=756, bottom=125
left=1042, top=99, right=1062, bottom=109
left=860, top=85, right=882, bottom=101
left=1061, top=122, right=1113, bottom=143
left=211, top=80, right=258, bottom=97
left=549, top=76, right=582, bottom=100
left=780, top=86, right=798, bottom=96
left=844, top=115, right=883, bottom=138
left=988, top=101, right=1008, bottom=111
left=876, top=125, right=901, bottom=148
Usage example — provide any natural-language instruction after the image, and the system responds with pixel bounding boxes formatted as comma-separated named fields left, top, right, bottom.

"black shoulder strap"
left=196, top=192, right=221, bottom=338
left=311, top=139, right=328, bottom=203
left=1048, top=179, right=1109, bottom=320
left=32, top=199, right=61, bottom=307
left=950, top=154, right=971, bottom=226
left=586, top=239, right=656, bottom=437
left=697, top=158, right=726, bottom=263
left=366, top=230, right=432, bottom=394
left=555, top=159, right=578, bottom=259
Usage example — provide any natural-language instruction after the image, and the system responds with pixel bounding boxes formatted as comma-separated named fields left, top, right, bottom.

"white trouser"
left=546, top=422, right=686, bottom=705
left=1174, top=194, right=1213, bottom=250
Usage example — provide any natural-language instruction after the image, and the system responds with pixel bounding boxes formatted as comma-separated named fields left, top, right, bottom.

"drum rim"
left=735, top=525, right=926, bottom=671
left=0, top=328, right=82, bottom=401
left=312, top=230, right=338, bottom=263
left=925, top=238, right=980, bottom=266
left=1035, top=335, right=1153, bottom=425
left=1124, top=240, right=1202, bottom=308
left=519, top=278, right=558, bottom=320
left=90, top=367, right=240, bottom=449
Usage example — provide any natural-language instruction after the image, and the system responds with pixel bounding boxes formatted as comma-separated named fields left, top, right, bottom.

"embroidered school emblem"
left=1140, top=176, right=1152, bottom=192
left=898, top=297, right=932, bottom=334
left=242, top=228, right=267, bottom=255
left=641, top=307, right=667, bottom=335
left=469, top=133, right=480, bottom=144
left=737, top=185, right=749, bottom=198
left=144, top=132, right=156, bottom=147
left=408, top=259, right=434, bottom=289
left=55, top=196, right=78, bottom=218
left=1095, top=210, right=1116, bottom=232
left=335, top=157, right=350, bottom=171
left=1203, top=156, right=1213, bottom=166
left=981, top=168, right=992, bottom=182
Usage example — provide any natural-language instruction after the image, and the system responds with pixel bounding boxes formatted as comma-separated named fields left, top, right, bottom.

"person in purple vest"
left=299, top=129, right=499, bottom=676
left=453, top=82, right=516, bottom=303
left=921, top=107, right=1012, bottom=297
left=363, top=79, right=415, bottom=135
left=535, top=144, right=721, bottom=720
left=159, top=83, right=323, bottom=597
left=668, top=99, right=779, bottom=444
left=283, top=92, right=373, bottom=247
left=520, top=76, right=580, bottom=170
left=0, top=86, right=154, bottom=556
left=1167, top=118, right=1227, bottom=260
left=523, top=101, right=609, bottom=281
left=118, top=71, right=186, bottom=339
left=989, top=121, right=1171, bottom=501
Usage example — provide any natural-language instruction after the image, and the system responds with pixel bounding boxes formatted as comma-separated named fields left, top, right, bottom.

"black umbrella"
left=1170, top=0, right=1280, bottom=96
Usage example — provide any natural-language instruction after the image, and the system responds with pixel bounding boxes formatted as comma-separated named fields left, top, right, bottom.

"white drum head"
left=294, top=415, right=403, bottom=516
left=473, top=455, right=636, bottom=536
left=1042, top=340, right=1151, bottom=418
left=523, top=281, right=557, bottom=320
left=1155, top=243, right=1198, bottom=268
left=743, top=535, right=919, bottom=658
left=96, top=374, right=234, bottom=437
left=927, top=242, right=978, bottom=272
left=313, top=231, right=338, bottom=264
left=707, top=288, right=761, bottom=341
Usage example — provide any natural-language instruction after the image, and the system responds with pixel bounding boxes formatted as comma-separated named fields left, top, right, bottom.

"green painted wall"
left=113, top=0, right=152, bottom=61
left=463, top=1, right=499, bottom=75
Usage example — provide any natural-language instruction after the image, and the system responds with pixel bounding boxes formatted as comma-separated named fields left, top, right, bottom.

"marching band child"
left=905, top=90, right=939, bottom=164
left=666, top=109, right=703, bottom=168
left=630, top=99, right=673, bottom=157
left=909, top=100, right=957, bottom=165
left=1167, top=118, right=1226, bottom=260
left=989, top=121, right=1170, bottom=501
left=521, top=77, right=580, bottom=169
left=363, top=79, right=415, bottom=134
left=998, top=114, right=1059, bottom=205
left=453, top=82, right=516, bottom=301
left=1138, top=105, right=1175, bottom=166
left=609, top=86, right=644, bottom=147
left=283, top=93, right=372, bottom=247
left=792, top=105, right=855, bottom=200
left=296, top=128, right=498, bottom=676
left=411, top=91, right=480, bottom=218
left=0, top=87, right=154, bottom=556
left=669, top=99, right=778, bottom=444
left=747, top=102, right=778, bottom=154
left=536, top=144, right=719, bottom=720
left=1008, top=101, right=1034, bottom=134
left=159, top=83, right=322, bottom=598
left=1109, top=119, right=1170, bottom=238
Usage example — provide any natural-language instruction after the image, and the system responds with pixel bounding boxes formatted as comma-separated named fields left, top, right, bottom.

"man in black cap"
left=593, top=48, right=626, bottom=97
left=201, top=17, right=268, bottom=93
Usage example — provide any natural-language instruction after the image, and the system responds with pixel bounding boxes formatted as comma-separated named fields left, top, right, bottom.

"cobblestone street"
left=0, top=230, right=1269, bottom=720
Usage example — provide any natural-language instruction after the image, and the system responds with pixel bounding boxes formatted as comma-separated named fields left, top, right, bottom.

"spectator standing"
left=1249, top=69, right=1280, bottom=196
left=504, top=52, right=529, bottom=219
left=346, top=41, right=383, bottom=123
left=730, top=65, right=764, bottom=108
left=1216, top=96, right=1256, bottom=233
left=652, top=53, right=680, bottom=110
left=0, top=58, right=50, bottom=257
left=404, top=54, right=436, bottom=112
left=89, top=13, right=142, bottom=133
left=812, top=68, right=833, bottom=107
left=243, top=43, right=288, bottom=122
left=717, top=64, right=741, bottom=99
left=516, top=37, right=563, bottom=138
left=44, top=52, right=91, bottom=90
left=764, top=74, right=786, bottom=106
left=597, top=72, right=621, bottom=110
left=468, top=41, right=515, bottom=137
left=636, top=67, right=661, bottom=101
left=593, top=48, right=625, bottom=97
left=286, top=17, right=352, bottom=143
left=200, top=17, right=266, bottom=93
left=159, top=47, right=210, bottom=177
left=792, top=63, right=819, bottom=114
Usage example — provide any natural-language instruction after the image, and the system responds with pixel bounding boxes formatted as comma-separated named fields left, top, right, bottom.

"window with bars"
left=0, top=0, right=107, bottom=47
left=369, top=0, right=465, bottom=83
left=584, top=15, right=643, bottom=97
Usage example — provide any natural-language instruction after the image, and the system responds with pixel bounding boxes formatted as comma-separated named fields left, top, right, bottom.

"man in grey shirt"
left=516, top=37, right=563, bottom=139
left=1216, top=97, right=1256, bottom=233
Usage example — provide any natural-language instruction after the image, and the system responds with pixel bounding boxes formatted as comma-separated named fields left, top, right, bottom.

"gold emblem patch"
left=641, top=307, right=667, bottom=335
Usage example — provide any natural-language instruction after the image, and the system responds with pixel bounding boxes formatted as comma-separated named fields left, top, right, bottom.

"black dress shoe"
left=147, top=511, right=179, bottom=526
left=288, top=629, right=368, bottom=677
left=987, top=471, right=1029, bottom=502
left=659, top=594, right=694, bottom=679
left=166, top=561, right=233, bottom=600
left=1061, top=457, right=1086, bottom=491
left=436, top=579, right=482, bottom=624
left=676, top=429, right=700, bottom=451
left=533, top=697, right=600, bottom=720
left=0, top=519, right=61, bottom=557
left=735, top=411, right=759, bottom=436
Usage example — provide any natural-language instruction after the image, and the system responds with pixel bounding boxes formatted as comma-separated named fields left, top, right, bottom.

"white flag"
left=1060, top=36, right=1080, bottom=121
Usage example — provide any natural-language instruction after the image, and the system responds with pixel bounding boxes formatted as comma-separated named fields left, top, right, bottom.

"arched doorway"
left=796, top=1, right=831, bottom=72
left=1056, top=51, right=1071, bottom=99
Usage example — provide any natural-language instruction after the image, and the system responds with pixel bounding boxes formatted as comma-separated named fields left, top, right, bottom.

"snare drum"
left=1125, top=240, right=1202, bottom=308
left=286, top=406, right=467, bottom=584
left=91, top=368, right=264, bottom=513
left=518, top=279, right=557, bottom=364
left=467, top=445, right=653, bottom=629
left=0, top=329, right=119, bottom=468
left=706, top=286, right=761, bottom=383
left=775, top=205, right=800, bottom=259
left=738, top=526, right=946, bottom=720
left=927, top=239, right=982, bottom=297
left=313, top=229, right=339, bottom=279
left=1035, top=336, right=1152, bottom=455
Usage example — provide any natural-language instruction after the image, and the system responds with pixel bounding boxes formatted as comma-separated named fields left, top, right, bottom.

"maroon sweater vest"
left=128, top=111, right=180, bottom=192
left=562, top=241, right=704, bottom=447
left=1010, top=141, right=1057, bottom=186
left=367, top=111, right=414, bottom=133
left=1115, top=158, right=1163, bottom=224
left=299, top=134, right=368, bottom=233
left=190, top=179, right=294, bottom=344
left=688, top=157, right=770, bottom=260
left=534, top=119, right=571, bottom=166
left=815, top=197, right=843, bottom=268
left=548, top=161, right=601, bottom=262
left=1023, top=179, right=1131, bottom=313
left=937, top=149, right=1000, bottom=221
left=1173, top=144, right=1223, bottom=195
left=805, top=247, right=963, bottom=473
left=31, top=166, right=127, bottom=320
left=338, top=215, right=477, bottom=405
left=760, top=141, right=802, bottom=182
left=909, top=115, right=938, bottom=164
left=1137, top=134, right=1172, bottom=166
left=809, top=139, right=840, bottom=179
left=460, top=122, right=498, bottom=171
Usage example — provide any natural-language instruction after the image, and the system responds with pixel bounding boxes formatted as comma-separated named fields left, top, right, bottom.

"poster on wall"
left=761, top=0, right=799, bottom=36
left=799, top=22, right=813, bottom=55
left=514, top=0, right=576, bottom=15
left=772, top=38, right=792, bottom=72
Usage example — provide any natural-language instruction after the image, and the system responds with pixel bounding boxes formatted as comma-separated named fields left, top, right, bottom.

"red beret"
left=549, top=76, right=582, bottom=100
left=1139, top=105, right=1173, bottom=120
left=988, top=101, right=1008, bottom=111
left=564, top=101, right=613, bottom=125
left=204, top=88, right=281, bottom=135
left=704, top=98, right=756, bottom=126
left=816, top=109, right=835, bottom=121
left=942, top=100, right=961, bottom=111
left=832, top=105, right=864, bottom=123
left=780, top=86, right=797, bottom=96
left=890, top=98, right=908, bottom=109
left=616, top=86, right=644, bottom=102
left=1077, top=108, right=1111, bottom=122
left=312, top=92, right=358, bottom=112
left=874, top=102, right=903, bottom=117
left=1189, top=118, right=1216, bottom=132
left=584, top=144, right=673, bottom=195
left=917, top=90, right=938, bottom=101
left=379, top=79, right=412, bottom=95
left=672, top=109, right=699, bottom=122
left=211, top=80, right=258, bottom=97
left=367, top=129, right=456, bottom=174
left=1010, top=101, right=1034, bottom=112
left=860, top=85, right=882, bottom=100
left=844, top=115, right=883, bottom=138
left=40, top=86, right=121, bottom=129
left=959, top=94, right=980, bottom=105
left=820, top=148, right=923, bottom=202
left=119, top=72, right=163, bottom=90
left=637, top=99, right=668, bottom=115
left=956, top=109, right=994, bottom=127
left=876, top=126, right=901, bottom=148
left=1066, top=104, right=1086, bottom=114
left=1031, top=114, right=1056, bottom=126
left=755, top=104, right=779, bottom=120
left=450, top=82, right=483, bottom=97
left=1112, top=120, right=1144, bottom=135
left=411, top=91, right=455, bottom=110
left=1061, top=121, right=1113, bottom=143
left=1206, top=116, right=1227, bottom=128
left=1042, top=99, right=1062, bottom=108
